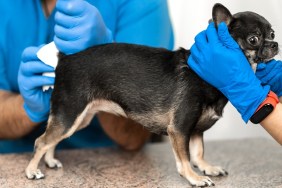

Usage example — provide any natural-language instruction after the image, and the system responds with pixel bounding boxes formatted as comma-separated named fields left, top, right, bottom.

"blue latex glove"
left=188, top=22, right=270, bottom=122
left=18, top=47, right=55, bottom=123
left=54, top=0, right=113, bottom=54
left=256, top=60, right=282, bottom=97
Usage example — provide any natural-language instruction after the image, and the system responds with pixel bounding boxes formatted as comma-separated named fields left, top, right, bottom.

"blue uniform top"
left=0, top=0, right=174, bottom=153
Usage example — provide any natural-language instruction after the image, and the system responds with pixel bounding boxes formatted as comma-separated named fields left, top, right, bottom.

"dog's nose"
left=271, top=42, right=278, bottom=49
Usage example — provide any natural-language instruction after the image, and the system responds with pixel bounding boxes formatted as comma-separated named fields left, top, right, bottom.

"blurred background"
left=166, top=0, right=282, bottom=141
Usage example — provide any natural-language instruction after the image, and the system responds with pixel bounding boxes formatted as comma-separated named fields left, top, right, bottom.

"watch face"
left=250, top=104, right=274, bottom=124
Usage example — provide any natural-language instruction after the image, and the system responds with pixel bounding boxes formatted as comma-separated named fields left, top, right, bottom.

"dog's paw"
left=189, top=175, right=215, bottom=187
left=202, top=165, right=228, bottom=177
left=45, top=158, right=63, bottom=169
left=25, top=168, right=45, bottom=180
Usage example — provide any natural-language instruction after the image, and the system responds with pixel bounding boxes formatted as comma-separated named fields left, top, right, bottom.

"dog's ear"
left=211, top=3, right=233, bottom=27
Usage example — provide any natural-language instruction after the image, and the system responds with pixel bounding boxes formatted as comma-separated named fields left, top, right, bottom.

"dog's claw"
left=26, top=169, right=45, bottom=180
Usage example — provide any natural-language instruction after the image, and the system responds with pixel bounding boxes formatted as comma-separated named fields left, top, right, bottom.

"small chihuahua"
left=26, top=3, right=279, bottom=187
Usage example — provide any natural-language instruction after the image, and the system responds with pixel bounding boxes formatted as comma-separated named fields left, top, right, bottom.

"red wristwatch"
left=250, top=91, right=279, bottom=124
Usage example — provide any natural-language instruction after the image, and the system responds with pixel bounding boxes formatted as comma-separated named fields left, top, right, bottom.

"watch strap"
left=255, top=91, right=279, bottom=113
left=250, top=91, right=279, bottom=124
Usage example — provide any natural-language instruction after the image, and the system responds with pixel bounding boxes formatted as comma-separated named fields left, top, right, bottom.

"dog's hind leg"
left=25, top=115, right=66, bottom=179
left=25, top=103, right=94, bottom=180
left=190, top=132, right=228, bottom=176
left=44, top=111, right=95, bottom=169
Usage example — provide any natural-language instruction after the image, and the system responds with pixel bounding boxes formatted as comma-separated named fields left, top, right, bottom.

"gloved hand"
left=256, top=60, right=282, bottom=97
left=18, top=46, right=55, bottom=123
left=54, top=0, right=113, bottom=54
left=188, top=22, right=270, bottom=122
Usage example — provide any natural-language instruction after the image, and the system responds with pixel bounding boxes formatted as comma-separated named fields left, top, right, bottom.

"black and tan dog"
left=26, top=3, right=278, bottom=187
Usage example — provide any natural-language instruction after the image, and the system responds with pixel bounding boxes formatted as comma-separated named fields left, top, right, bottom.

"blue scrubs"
left=0, top=0, right=174, bottom=153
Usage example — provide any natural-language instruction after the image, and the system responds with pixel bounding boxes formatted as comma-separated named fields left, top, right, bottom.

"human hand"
left=256, top=60, right=282, bottom=97
left=18, top=47, right=55, bottom=123
left=188, top=22, right=270, bottom=122
left=54, top=0, right=113, bottom=54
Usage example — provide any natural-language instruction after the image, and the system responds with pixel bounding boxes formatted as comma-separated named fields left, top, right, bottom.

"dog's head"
left=211, top=3, right=279, bottom=70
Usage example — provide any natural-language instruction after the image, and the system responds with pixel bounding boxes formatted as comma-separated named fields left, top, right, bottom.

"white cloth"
left=36, top=42, right=59, bottom=91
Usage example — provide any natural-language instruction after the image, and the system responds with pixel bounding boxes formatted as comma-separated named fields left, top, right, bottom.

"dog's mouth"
left=244, top=47, right=279, bottom=64
left=256, top=42, right=279, bottom=62
left=256, top=49, right=279, bottom=63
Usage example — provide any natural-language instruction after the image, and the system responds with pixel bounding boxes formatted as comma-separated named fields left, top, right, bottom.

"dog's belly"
left=128, top=111, right=172, bottom=135
left=85, top=99, right=169, bottom=135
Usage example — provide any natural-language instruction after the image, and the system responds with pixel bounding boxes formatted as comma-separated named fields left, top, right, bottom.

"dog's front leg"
left=167, top=125, right=214, bottom=187
left=189, top=132, right=228, bottom=176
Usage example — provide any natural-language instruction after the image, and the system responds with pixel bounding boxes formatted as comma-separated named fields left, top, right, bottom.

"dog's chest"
left=195, top=106, right=222, bottom=132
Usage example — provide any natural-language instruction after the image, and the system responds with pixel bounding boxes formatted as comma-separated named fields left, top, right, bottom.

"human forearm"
left=0, top=90, right=37, bottom=139
left=260, top=103, right=282, bottom=145
left=97, top=112, right=151, bottom=151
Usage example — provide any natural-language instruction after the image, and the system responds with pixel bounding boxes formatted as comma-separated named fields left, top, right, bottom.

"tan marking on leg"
left=87, top=99, right=127, bottom=117
left=26, top=115, right=66, bottom=179
left=167, top=126, right=214, bottom=186
left=190, top=133, right=228, bottom=176
left=26, top=103, right=94, bottom=179
left=26, top=99, right=128, bottom=179
left=44, top=145, right=62, bottom=168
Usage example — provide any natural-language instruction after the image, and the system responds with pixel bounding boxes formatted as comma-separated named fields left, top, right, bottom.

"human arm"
left=260, top=103, right=282, bottom=145
left=0, top=46, right=54, bottom=137
left=187, top=23, right=282, bottom=145
left=0, top=90, right=37, bottom=139
left=0, top=45, right=51, bottom=139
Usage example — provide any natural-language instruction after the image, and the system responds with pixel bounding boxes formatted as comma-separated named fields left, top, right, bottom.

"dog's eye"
left=270, top=31, right=275, bottom=39
left=248, top=36, right=259, bottom=45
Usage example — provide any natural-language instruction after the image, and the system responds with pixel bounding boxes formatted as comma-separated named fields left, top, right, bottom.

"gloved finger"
left=21, top=47, right=40, bottom=62
left=23, top=76, right=55, bottom=90
left=217, top=22, right=239, bottom=49
left=20, top=61, right=54, bottom=76
left=54, top=36, right=84, bottom=54
left=256, top=63, right=266, bottom=71
left=56, top=0, right=87, bottom=16
left=54, top=11, right=80, bottom=28
left=266, top=59, right=281, bottom=69
left=194, top=30, right=208, bottom=51
left=205, top=22, right=220, bottom=44
left=187, top=55, right=203, bottom=77
left=54, top=24, right=81, bottom=41
left=189, top=43, right=205, bottom=64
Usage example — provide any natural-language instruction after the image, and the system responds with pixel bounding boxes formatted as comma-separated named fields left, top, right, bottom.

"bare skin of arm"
left=260, top=101, right=282, bottom=145
left=97, top=112, right=151, bottom=151
left=0, top=90, right=38, bottom=139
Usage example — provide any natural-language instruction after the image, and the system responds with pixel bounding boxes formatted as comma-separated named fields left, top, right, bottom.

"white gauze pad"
left=36, top=42, right=59, bottom=91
